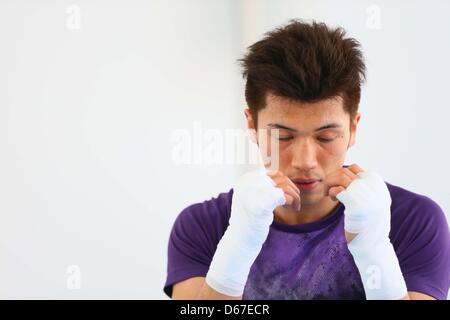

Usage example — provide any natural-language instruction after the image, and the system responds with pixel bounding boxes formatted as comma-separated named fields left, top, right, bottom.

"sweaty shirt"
left=164, top=181, right=450, bottom=299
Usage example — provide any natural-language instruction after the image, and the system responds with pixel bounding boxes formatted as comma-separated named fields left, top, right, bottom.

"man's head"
left=239, top=20, right=366, bottom=206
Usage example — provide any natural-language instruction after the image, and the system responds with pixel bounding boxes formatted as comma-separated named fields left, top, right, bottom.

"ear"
left=244, top=108, right=257, bottom=144
left=244, top=108, right=256, bottom=129
left=348, top=112, right=361, bottom=149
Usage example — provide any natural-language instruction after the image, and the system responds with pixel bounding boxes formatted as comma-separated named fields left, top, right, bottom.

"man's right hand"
left=205, top=167, right=300, bottom=298
left=266, top=169, right=301, bottom=211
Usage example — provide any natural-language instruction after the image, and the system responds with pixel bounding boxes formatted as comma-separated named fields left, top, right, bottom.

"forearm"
left=349, top=240, right=407, bottom=300
left=195, top=281, right=243, bottom=300
left=338, top=171, right=408, bottom=300
left=347, top=231, right=409, bottom=300
left=204, top=168, right=286, bottom=298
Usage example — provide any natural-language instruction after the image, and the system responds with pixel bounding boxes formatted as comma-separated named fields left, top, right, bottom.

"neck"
left=273, top=196, right=340, bottom=225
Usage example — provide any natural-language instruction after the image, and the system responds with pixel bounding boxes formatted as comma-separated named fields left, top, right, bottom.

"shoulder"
left=164, top=189, right=234, bottom=298
left=385, top=182, right=450, bottom=299
left=171, top=188, right=233, bottom=245
left=386, top=182, right=447, bottom=233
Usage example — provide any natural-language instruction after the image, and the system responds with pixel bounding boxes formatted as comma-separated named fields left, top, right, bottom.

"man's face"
left=245, top=92, right=360, bottom=207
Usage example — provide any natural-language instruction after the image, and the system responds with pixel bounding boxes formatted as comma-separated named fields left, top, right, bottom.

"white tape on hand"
left=205, top=168, right=286, bottom=297
left=337, top=171, right=408, bottom=300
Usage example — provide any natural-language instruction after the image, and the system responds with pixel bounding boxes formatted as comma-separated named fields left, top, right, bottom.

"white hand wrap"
left=337, top=171, right=408, bottom=300
left=205, top=168, right=286, bottom=296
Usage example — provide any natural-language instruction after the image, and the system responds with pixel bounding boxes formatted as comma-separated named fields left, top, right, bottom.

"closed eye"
left=317, top=137, right=334, bottom=143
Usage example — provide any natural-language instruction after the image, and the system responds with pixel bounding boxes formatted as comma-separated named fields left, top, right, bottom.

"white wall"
left=0, top=0, right=448, bottom=299
left=0, top=0, right=244, bottom=299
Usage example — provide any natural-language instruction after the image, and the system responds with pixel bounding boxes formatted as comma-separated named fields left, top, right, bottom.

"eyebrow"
left=267, top=122, right=343, bottom=132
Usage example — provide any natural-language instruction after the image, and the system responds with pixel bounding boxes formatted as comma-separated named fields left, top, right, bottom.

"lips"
left=292, top=178, right=321, bottom=191
left=292, top=178, right=320, bottom=184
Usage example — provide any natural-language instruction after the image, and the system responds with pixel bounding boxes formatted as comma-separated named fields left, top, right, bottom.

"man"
left=164, top=20, right=450, bottom=300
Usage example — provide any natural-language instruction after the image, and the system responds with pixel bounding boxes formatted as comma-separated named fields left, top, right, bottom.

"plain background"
left=0, top=0, right=449, bottom=299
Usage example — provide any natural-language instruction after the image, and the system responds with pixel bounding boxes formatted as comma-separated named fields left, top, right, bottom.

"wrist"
left=348, top=239, right=407, bottom=300
left=206, top=220, right=269, bottom=296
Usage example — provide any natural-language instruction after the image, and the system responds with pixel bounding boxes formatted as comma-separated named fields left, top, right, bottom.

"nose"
left=290, top=138, right=318, bottom=172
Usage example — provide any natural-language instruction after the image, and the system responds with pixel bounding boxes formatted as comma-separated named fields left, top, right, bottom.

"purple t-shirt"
left=164, top=182, right=450, bottom=299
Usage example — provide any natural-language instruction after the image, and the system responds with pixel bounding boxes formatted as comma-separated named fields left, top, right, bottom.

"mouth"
left=292, top=178, right=321, bottom=192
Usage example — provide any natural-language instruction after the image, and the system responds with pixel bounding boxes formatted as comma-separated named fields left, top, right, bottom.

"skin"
left=172, top=92, right=435, bottom=300
left=246, top=93, right=356, bottom=225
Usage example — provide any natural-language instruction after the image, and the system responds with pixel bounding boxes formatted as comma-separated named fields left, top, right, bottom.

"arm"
left=171, top=168, right=299, bottom=300
left=172, top=277, right=242, bottom=300
left=328, top=164, right=408, bottom=299
left=204, top=168, right=299, bottom=297
left=345, top=231, right=436, bottom=300
left=407, top=292, right=435, bottom=300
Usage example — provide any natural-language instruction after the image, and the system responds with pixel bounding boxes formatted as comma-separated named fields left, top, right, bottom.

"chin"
left=302, top=193, right=326, bottom=204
